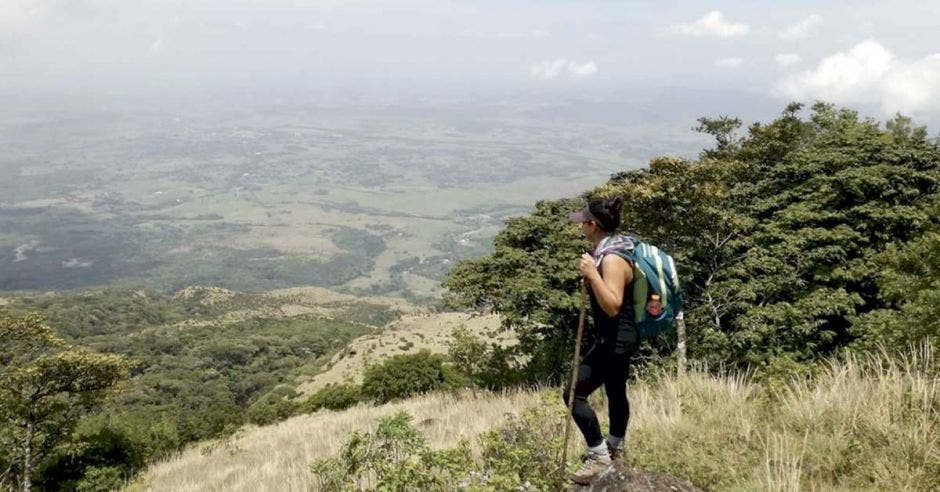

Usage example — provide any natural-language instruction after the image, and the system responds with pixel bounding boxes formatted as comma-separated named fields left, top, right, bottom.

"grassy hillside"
left=295, top=311, right=513, bottom=396
left=130, top=346, right=939, bottom=491
left=128, top=390, right=542, bottom=492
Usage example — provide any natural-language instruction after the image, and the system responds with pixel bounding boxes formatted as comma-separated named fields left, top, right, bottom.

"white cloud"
left=668, top=11, right=749, bottom=39
left=779, top=14, right=821, bottom=41
left=776, top=39, right=940, bottom=114
left=775, top=53, right=801, bottom=67
left=150, top=38, right=163, bottom=54
left=567, top=60, right=597, bottom=78
left=530, top=59, right=597, bottom=79
left=777, top=40, right=891, bottom=102
left=530, top=59, right=567, bottom=79
left=882, top=54, right=940, bottom=114
left=715, top=57, right=743, bottom=68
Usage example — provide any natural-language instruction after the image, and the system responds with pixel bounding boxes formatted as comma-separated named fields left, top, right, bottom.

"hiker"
left=564, top=195, right=639, bottom=485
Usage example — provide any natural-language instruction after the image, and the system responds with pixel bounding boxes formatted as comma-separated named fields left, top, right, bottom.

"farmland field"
left=0, top=98, right=704, bottom=300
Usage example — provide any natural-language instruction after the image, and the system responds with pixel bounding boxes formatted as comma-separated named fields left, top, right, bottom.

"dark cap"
left=568, top=195, right=624, bottom=232
left=568, top=206, right=596, bottom=224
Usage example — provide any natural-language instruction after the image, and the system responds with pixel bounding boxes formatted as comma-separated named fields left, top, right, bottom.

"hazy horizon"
left=3, top=1, right=940, bottom=128
left=3, top=1, right=940, bottom=296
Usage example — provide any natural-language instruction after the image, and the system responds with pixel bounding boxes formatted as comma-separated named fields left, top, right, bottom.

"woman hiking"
left=564, top=195, right=639, bottom=485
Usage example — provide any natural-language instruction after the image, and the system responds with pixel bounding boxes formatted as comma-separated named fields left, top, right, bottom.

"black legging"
left=561, top=343, right=633, bottom=448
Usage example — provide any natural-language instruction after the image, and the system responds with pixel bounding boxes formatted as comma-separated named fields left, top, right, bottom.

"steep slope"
left=127, top=390, right=542, bottom=492
left=129, top=348, right=938, bottom=492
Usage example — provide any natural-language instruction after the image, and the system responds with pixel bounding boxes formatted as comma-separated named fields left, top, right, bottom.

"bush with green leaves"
left=447, top=326, right=524, bottom=390
left=360, top=350, right=469, bottom=404
left=35, top=423, right=143, bottom=492
left=311, top=396, right=570, bottom=491
left=246, top=385, right=300, bottom=426
left=470, top=395, right=569, bottom=490
left=311, top=411, right=475, bottom=491
left=301, top=383, right=362, bottom=413
left=74, top=465, right=124, bottom=492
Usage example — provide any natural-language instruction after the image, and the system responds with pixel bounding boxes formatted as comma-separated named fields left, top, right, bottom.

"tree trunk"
left=676, top=312, right=687, bottom=377
left=22, top=420, right=32, bottom=492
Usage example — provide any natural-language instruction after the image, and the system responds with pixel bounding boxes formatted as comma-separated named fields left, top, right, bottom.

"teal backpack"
left=625, top=238, right=683, bottom=340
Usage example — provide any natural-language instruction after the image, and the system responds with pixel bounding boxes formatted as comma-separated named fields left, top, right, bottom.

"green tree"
left=444, top=157, right=751, bottom=379
left=442, top=198, right=588, bottom=383
left=602, top=156, right=753, bottom=366
left=851, top=226, right=940, bottom=350
left=722, top=103, right=939, bottom=365
left=0, top=311, right=130, bottom=492
left=694, top=115, right=743, bottom=158
left=443, top=102, right=940, bottom=374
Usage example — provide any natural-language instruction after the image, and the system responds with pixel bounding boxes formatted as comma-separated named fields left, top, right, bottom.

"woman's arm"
left=580, top=253, right=633, bottom=317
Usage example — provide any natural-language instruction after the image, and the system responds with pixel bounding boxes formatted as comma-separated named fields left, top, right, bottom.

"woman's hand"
left=579, top=253, right=600, bottom=281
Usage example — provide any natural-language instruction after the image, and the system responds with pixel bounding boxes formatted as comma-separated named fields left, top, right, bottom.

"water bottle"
left=646, top=294, right=663, bottom=317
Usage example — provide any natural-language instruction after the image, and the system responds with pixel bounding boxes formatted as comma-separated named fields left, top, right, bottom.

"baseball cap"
left=568, top=206, right=596, bottom=224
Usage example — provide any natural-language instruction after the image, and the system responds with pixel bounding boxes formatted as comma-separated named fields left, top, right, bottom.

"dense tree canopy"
left=1, top=289, right=389, bottom=490
left=443, top=102, right=940, bottom=379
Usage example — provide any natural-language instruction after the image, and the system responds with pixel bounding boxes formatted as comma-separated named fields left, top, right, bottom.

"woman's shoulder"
left=600, top=252, right=632, bottom=269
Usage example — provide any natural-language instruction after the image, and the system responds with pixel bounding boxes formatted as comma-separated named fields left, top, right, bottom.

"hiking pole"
left=560, top=280, right=588, bottom=478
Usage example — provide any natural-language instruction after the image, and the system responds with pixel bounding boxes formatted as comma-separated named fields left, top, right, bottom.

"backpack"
left=624, top=238, right=683, bottom=340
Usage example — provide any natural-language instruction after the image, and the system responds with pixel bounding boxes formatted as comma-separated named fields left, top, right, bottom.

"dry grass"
left=127, top=390, right=542, bottom=492
left=623, top=344, right=939, bottom=491
left=129, top=345, right=939, bottom=492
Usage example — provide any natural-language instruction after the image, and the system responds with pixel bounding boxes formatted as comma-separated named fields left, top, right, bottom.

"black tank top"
left=588, top=256, right=638, bottom=355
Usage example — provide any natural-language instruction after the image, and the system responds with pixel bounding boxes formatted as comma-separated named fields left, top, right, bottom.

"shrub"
left=360, top=350, right=466, bottom=403
left=75, top=466, right=124, bottom=492
left=310, top=411, right=474, bottom=491
left=447, top=326, right=523, bottom=390
left=36, top=425, right=143, bottom=492
left=246, top=385, right=299, bottom=425
left=301, top=383, right=361, bottom=413
left=310, top=401, right=566, bottom=491
left=471, top=394, right=568, bottom=490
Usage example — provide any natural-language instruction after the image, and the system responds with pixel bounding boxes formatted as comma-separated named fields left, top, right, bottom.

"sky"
left=2, top=1, right=939, bottom=124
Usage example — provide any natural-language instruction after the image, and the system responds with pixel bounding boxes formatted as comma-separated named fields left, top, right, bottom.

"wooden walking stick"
left=560, top=280, right=589, bottom=478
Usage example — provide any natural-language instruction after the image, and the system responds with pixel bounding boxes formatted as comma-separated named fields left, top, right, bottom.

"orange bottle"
left=647, top=294, right=663, bottom=316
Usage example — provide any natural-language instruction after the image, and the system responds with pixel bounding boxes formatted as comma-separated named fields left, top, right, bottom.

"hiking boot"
left=608, top=443, right=624, bottom=462
left=579, top=442, right=623, bottom=463
left=570, top=451, right=612, bottom=485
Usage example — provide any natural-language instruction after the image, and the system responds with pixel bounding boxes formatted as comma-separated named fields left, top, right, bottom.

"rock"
left=568, top=461, right=702, bottom=492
